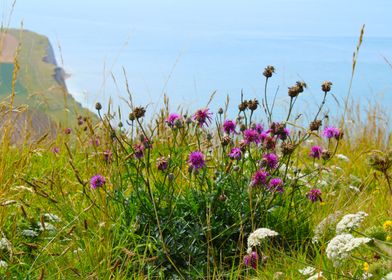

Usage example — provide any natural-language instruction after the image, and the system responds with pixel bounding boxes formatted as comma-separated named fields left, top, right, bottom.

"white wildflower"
left=37, top=222, right=56, bottom=232
left=336, top=154, right=349, bottom=162
left=336, top=211, right=368, bottom=234
left=382, top=272, right=392, bottom=280
left=0, top=238, right=11, bottom=251
left=43, top=213, right=61, bottom=223
left=349, top=185, right=360, bottom=192
left=247, top=228, right=278, bottom=249
left=312, top=211, right=342, bottom=243
left=362, top=272, right=373, bottom=279
left=0, top=260, right=7, bottom=269
left=298, top=266, right=315, bottom=276
left=21, top=229, right=39, bottom=237
left=307, top=272, right=324, bottom=280
left=326, top=233, right=371, bottom=267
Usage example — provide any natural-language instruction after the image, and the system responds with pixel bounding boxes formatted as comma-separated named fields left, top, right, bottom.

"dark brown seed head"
left=248, top=99, right=259, bottom=111
left=131, top=106, right=146, bottom=120
left=281, top=142, right=295, bottom=155
left=95, top=102, right=102, bottom=111
left=322, top=149, right=332, bottom=160
left=218, top=108, right=224, bottom=115
left=238, top=101, right=248, bottom=112
left=221, top=135, right=232, bottom=146
left=321, top=81, right=333, bottom=93
left=263, top=65, right=275, bottom=78
left=309, top=120, right=322, bottom=131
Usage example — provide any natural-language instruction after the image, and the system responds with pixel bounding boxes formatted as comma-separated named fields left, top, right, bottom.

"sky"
left=1, top=0, right=392, bottom=121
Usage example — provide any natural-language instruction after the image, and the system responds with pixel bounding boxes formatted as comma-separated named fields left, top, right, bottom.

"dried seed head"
left=95, top=102, right=102, bottom=111
left=131, top=106, right=146, bottom=120
left=281, top=142, right=295, bottom=155
left=321, top=149, right=332, bottom=160
left=218, top=108, right=224, bottom=115
left=321, top=81, right=333, bottom=93
left=221, top=135, right=232, bottom=146
left=248, top=99, right=259, bottom=111
left=288, top=81, right=307, bottom=98
left=238, top=101, right=248, bottom=112
left=263, top=65, right=275, bottom=78
left=368, top=151, right=392, bottom=172
left=309, top=120, right=322, bottom=131
left=240, top=124, right=247, bottom=132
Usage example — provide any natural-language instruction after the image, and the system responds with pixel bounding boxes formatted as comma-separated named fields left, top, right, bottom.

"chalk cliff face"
left=0, top=29, right=94, bottom=143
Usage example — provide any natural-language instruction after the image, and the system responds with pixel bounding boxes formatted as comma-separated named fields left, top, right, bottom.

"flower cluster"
left=323, top=126, right=341, bottom=139
left=188, top=151, right=206, bottom=171
left=336, top=211, right=368, bottom=234
left=90, top=174, right=106, bottom=189
left=247, top=228, right=279, bottom=250
left=326, top=233, right=371, bottom=267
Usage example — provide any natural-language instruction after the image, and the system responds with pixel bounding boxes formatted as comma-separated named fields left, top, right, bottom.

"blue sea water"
left=4, top=0, right=392, bottom=123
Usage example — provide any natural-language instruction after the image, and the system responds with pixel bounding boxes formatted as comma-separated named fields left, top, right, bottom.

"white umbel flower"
left=336, top=212, right=368, bottom=234
left=0, top=238, right=11, bottom=251
left=326, top=234, right=371, bottom=267
left=247, top=228, right=278, bottom=249
left=43, top=213, right=61, bottom=223
left=298, top=266, right=315, bottom=276
left=0, top=260, right=7, bottom=269
left=307, top=272, right=324, bottom=280
left=312, top=211, right=342, bottom=243
left=21, top=229, right=39, bottom=237
left=381, top=272, right=392, bottom=280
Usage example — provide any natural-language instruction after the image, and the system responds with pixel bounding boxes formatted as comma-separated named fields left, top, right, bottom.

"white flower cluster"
left=307, top=272, right=324, bottom=280
left=21, top=229, right=39, bottom=237
left=247, top=228, right=278, bottom=252
left=37, top=222, right=56, bottom=232
left=0, top=260, right=7, bottom=269
left=381, top=272, right=392, bottom=280
left=336, top=211, right=368, bottom=234
left=0, top=238, right=11, bottom=251
left=312, top=211, right=342, bottom=243
left=326, top=233, right=371, bottom=267
left=44, top=213, right=61, bottom=223
left=298, top=266, right=315, bottom=276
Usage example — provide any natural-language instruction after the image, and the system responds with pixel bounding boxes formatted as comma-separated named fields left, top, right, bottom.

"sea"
left=4, top=0, right=392, bottom=125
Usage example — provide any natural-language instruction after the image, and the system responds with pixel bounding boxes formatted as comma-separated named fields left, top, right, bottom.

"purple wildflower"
left=223, top=120, right=236, bottom=134
left=188, top=151, right=206, bottom=170
left=156, top=157, right=169, bottom=171
left=64, top=128, right=72, bottom=135
left=307, top=188, right=322, bottom=202
left=251, top=169, right=269, bottom=187
left=263, top=153, right=279, bottom=169
left=259, top=131, right=269, bottom=142
left=134, top=143, right=145, bottom=159
left=268, top=178, right=284, bottom=193
left=228, top=147, right=242, bottom=160
left=166, top=113, right=181, bottom=127
left=103, top=150, right=112, bottom=162
left=309, top=145, right=323, bottom=159
left=244, top=251, right=258, bottom=269
left=243, top=129, right=261, bottom=145
left=323, top=126, right=341, bottom=139
left=255, top=123, right=264, bottom=134
left=90, top=174, right=106, bottom=189
left=193, top=108, right=213, bottom=127
left=52, top=147, right=60, bottom=154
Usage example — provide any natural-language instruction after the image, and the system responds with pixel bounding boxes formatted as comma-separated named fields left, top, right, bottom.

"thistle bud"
left=95, top=102, right=102, bottom=111
left=263, top=65, right=275, bottom=78
left=248, top=99, right=259, bottom=111
left=218, top=108, right=224, bottom=115
left=238, top=101, right=248, bottom=112
left=321, top=81, right=332, bottom=93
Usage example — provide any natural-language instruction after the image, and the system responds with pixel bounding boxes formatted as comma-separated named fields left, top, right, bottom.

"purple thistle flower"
left=52, top=147, right=60, bottom=154
left=263, top=153, right=279, bottom=169
left=307, top=188, right=322, bottom=202
left=323, top=126, right=341, bottom=139
left=251, top=169, right=269, bottom=187
left=64, top=128, right=72, bottom=135
left=156, top=157, right=169, bottom=171
left=103, top=150, right=112, bottom=162
left=268, top=178, right=284, bottom=193
left=309, top=145, right=323, bottom=159
left=134, top=143, right=145, bottom=159
left=223, top=120, right=236, bottom=134
left=188, top=151, right=206, bottom=170
left=166, top=113, right=181, bottom=127
left=259, top=131, right=269, bottom=142
left=244, top=251, right=258, bottom=269
left=90, top=174, right=106, bottom=189
left=193, top=108, right=213, bottom=127
left=228, top=147, right=242, bottom=160
left=243, top=129, right=261, bottom=145
left=255, top=123, right=264, bottom=134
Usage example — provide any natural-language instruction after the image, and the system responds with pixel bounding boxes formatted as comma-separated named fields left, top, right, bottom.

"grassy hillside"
left=0, top=29, right=93, bottom=127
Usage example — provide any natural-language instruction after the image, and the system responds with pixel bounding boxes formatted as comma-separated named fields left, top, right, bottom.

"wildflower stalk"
left=264, top=77, right=272, bottom=124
